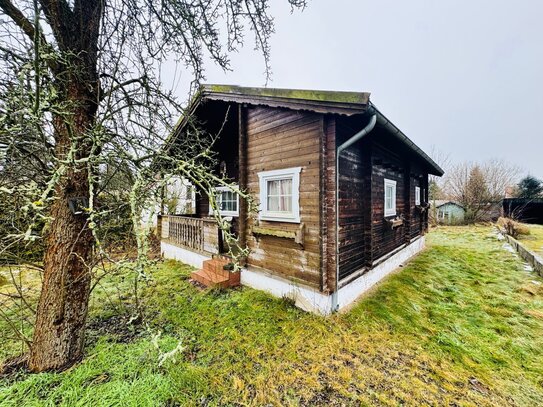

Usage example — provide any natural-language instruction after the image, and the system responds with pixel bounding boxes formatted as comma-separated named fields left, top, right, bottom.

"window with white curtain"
left=415, top=186, right=421, bottom=206
left=384, top=178, right=397, bottom=217
left=258, top=167, right=301, bottom=223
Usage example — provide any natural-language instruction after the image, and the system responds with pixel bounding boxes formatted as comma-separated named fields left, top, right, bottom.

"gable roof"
left=171, top=84, right=444, bottom=176
left=433, top=200, right=465, bottom=209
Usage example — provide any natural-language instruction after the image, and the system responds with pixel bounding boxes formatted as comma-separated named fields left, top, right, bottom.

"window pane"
left=385, top=185, right=393, bottom=209
left=216, top=190, right=238, bottom=213
left=268, top=180, right=280, bottom=196
left=267, top=178, right=293, bottom=212
left=268, top=196, right=280, bottom=211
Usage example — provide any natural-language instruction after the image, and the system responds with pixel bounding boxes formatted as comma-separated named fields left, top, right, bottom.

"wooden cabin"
left=160, top=85, right=443, bottom=314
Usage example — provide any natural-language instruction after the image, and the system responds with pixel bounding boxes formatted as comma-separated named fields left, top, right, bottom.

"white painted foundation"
left=240, top=267, right=333, bottom=315
left=334, top=236, right=425, bottom=311
left=161, top=241, right=211, bottom=269
left=161, top=236, right=426, bottom=315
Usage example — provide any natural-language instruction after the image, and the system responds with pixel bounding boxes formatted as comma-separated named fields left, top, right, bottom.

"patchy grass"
left=517, top=223, right=543, bottom=256
left=0, top=266, right=40, bottom=362
left=2, top=226, right=543, bottom=406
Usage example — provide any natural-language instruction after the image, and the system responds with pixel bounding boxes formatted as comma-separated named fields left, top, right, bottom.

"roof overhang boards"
left=200, top=84, right=370, bottom=116
left=369, top=103, right=444, bottom=177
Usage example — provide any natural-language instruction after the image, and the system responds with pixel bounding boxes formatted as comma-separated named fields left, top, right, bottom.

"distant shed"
left=432, top=200, right=465, bottom=224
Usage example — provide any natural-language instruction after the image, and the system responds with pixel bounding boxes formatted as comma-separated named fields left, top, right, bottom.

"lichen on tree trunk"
left=29, top=85, right=96, bottom=372
left=28, top=176, right=93, bottom=371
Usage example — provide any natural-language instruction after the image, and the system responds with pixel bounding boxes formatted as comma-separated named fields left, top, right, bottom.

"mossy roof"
left=196, top=84, right=370, bottom=116
left=201, top=84, right=370, bottom=105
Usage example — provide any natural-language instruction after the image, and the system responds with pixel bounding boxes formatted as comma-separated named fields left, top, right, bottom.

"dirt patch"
left=86, top=313, right=149, bottom=346
left=0, top=354, right=29, bottom=383
left=524, top=309, right=543, bottom=319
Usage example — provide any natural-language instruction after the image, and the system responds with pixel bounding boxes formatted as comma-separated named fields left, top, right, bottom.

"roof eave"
left=201, top=84, right=370, bottom=116
left=370, top=103, right=444, bottom=176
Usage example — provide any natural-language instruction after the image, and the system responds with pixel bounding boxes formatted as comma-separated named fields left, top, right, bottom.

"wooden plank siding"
left=370, top=144, right=407, bottom=261
left=333, top=120, right=374, bottom=283
left=245, top=106, right=323, bottom=288
left=369, top=141, right=429, bottom=261
left=324, top=117, right=336, bottom=293
left=333, top=120, right=430, bottom=281
left=409, top=174, right=424, bottom=239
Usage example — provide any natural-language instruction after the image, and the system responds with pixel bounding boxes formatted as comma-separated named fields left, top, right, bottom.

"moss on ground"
left=1, top=226, right=543, bottom=406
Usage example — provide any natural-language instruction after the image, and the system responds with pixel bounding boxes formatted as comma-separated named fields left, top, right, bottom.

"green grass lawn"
left=517, top=223, right=543, bottom=257
left=2, top=226, right=543, bottom=406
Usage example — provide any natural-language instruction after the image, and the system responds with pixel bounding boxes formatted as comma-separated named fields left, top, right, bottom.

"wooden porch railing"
left=160, top=215, right=219, bottom=255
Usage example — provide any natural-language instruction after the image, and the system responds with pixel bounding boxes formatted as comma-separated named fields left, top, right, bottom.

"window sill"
left=258, top=214, right=301, bottom=224
left=212, top=212, right=239, bottom=217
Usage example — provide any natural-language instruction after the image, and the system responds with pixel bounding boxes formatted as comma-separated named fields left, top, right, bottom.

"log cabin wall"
left=368, top=129, right=435, bottom=262
left=370, top=141, right=409, bottom=261
left=335, top=121, right=372, bottom=281
left=244, top=106, right=323, bottom=288
left=323, top=116, right=336, bottom=293
left=408, top=164, right=425, bottom=239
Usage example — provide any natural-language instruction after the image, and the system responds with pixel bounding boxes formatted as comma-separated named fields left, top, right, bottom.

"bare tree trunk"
left=29, top=82, right=96, bottom=372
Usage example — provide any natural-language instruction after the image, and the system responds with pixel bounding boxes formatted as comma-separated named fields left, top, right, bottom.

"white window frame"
left=209, top=185, right=239, bottom=217
left=415, top=186, right=421, bottom=206
left=258, top=167, right=301, bottom=223
left=384, top=178, right=397, bottom=217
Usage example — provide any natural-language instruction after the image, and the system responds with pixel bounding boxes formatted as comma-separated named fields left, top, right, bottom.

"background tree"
left=516, top=175, right=543, bottom=199
left=444, top=159, right=522, bottom=222
left=481, top=158, right=522, bottom=202
left=463, top=165, right=490, bottom=222
left=0, top=0, right=306, bottom=372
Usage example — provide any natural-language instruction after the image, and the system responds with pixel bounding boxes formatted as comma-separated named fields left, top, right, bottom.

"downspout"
left=332, top=113, right=377, bottom=312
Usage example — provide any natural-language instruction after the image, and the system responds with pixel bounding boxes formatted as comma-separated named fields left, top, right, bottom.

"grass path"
left=1, top=226, right=543, bottom=406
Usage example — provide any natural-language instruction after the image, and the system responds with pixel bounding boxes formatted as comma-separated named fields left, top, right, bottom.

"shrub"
left=497, top=217, right=530, bottom=239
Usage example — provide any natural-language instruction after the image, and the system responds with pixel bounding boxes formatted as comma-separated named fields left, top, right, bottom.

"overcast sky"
left=168, top=0, right=543, bottom=177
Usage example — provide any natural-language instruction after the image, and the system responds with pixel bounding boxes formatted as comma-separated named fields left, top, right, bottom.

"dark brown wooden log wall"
left=332, top=116, right=430, bottom=281
left=245, top=106, right=322, bottom=288
left=369, top=141, right=431, bottom=261
left=371, top=143, right=408, bottom=260
left=336, top=123, right=372, bottom=280
left=409, top=175, right=423, bottom=239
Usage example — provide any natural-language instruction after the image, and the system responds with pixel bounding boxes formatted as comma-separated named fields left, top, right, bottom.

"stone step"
left=203, top=259, right=231, bottom=277
left=191, top=269, right=230, bottom=288
left=191, top=258, right=241, bottom=288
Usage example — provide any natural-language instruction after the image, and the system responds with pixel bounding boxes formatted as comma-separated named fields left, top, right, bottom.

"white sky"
left=167, top=0, right=543, bottom=177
